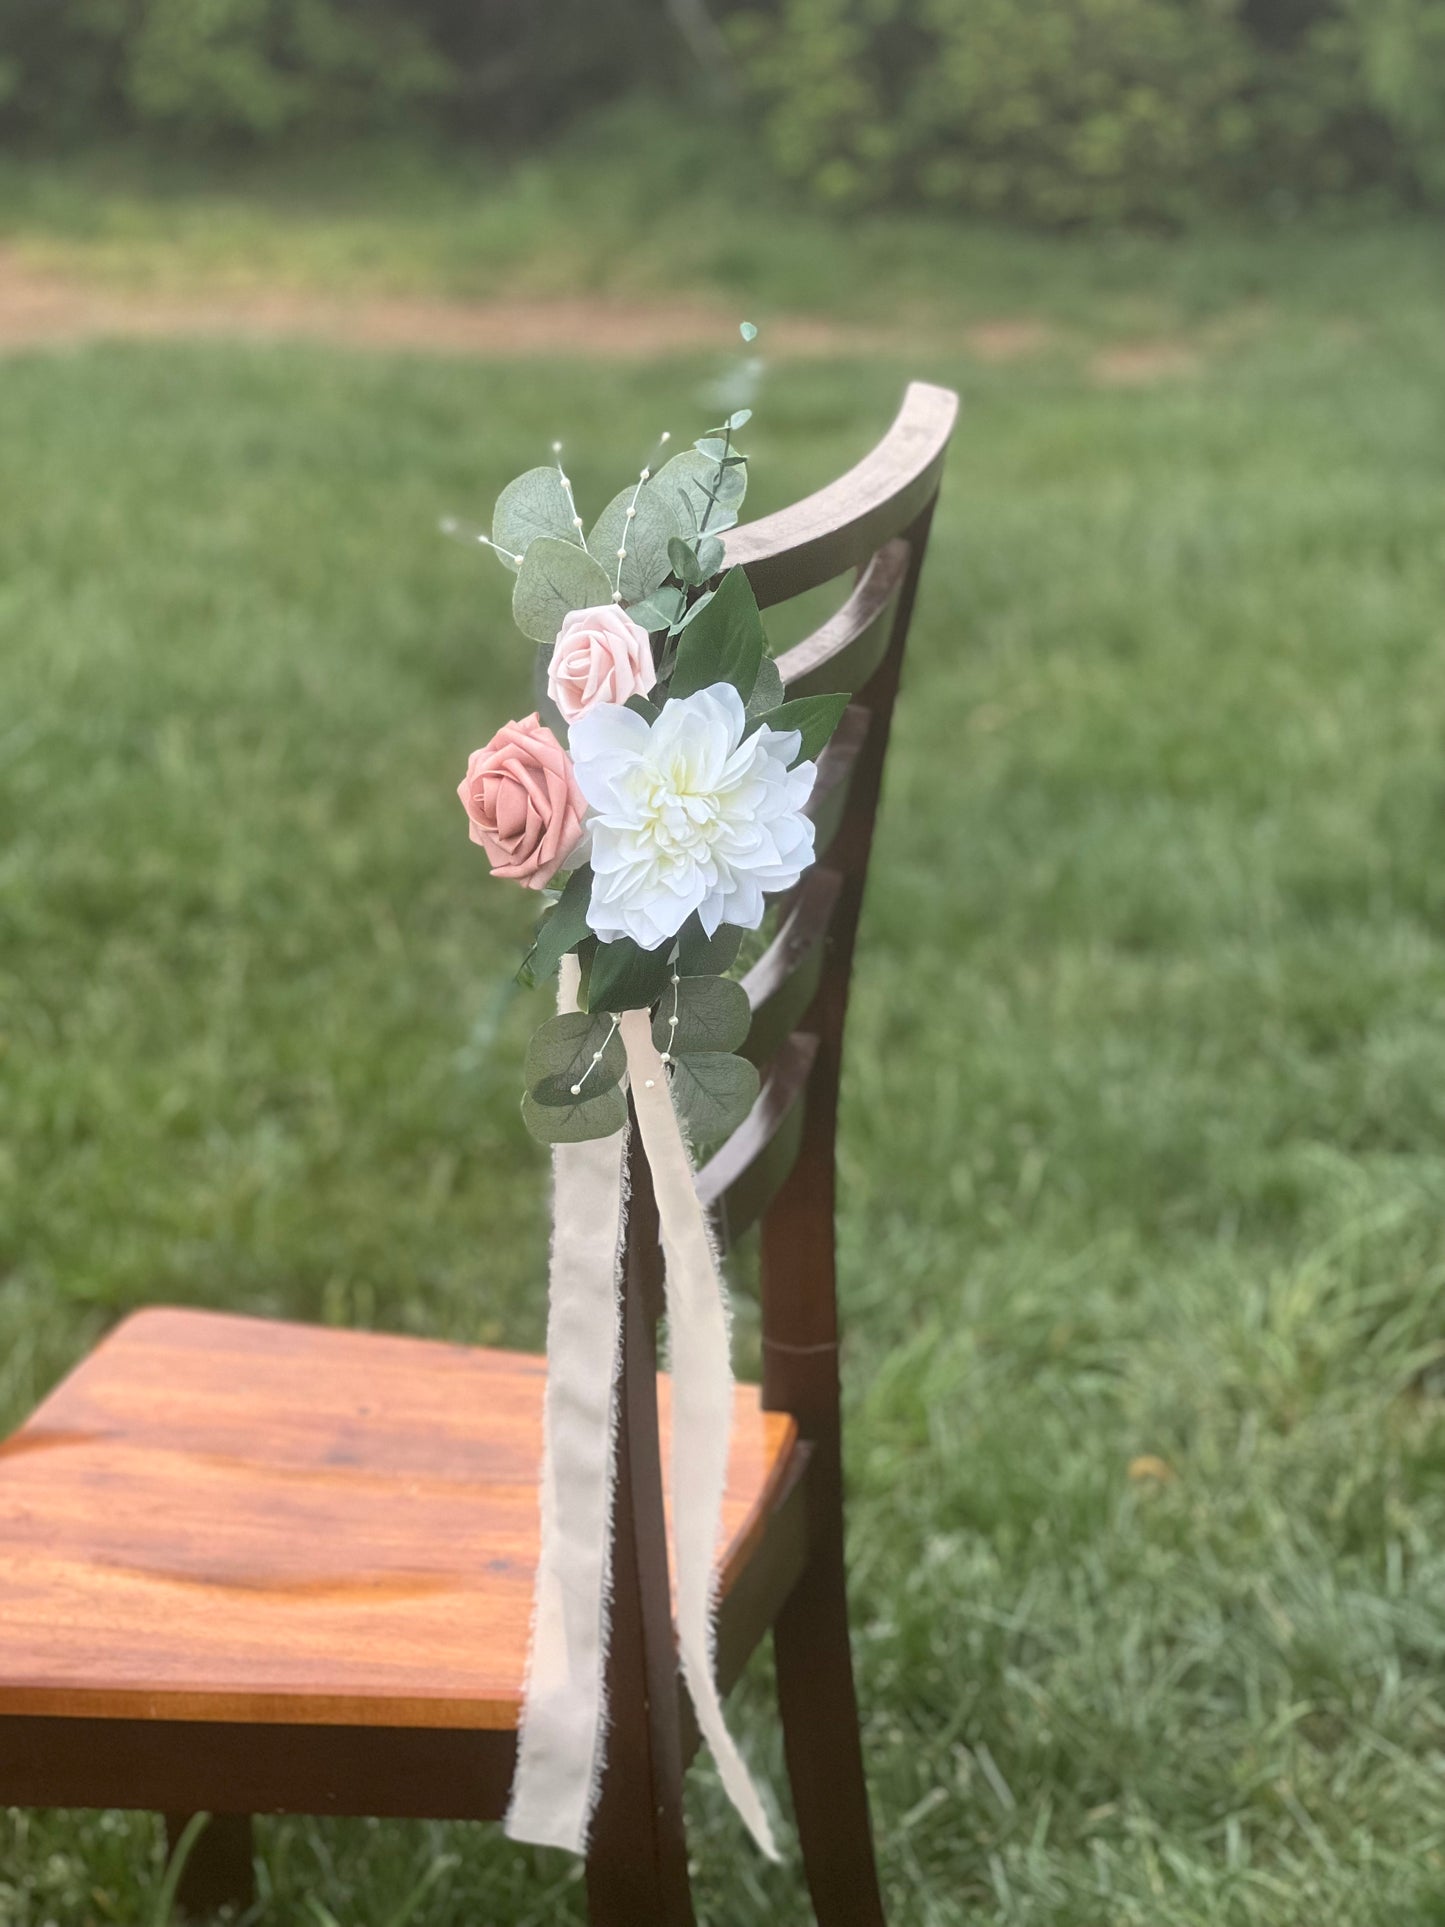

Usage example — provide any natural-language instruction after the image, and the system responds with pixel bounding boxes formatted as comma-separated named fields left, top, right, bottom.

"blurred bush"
left=727, top=0, right=1445, bottom=221
left=0, top=0, right=669, bottom=147
left=2, top=0, right=1443, bottom=225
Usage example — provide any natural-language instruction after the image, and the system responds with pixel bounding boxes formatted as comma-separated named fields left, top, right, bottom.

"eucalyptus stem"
left=696, top=418, right=734, bottom=540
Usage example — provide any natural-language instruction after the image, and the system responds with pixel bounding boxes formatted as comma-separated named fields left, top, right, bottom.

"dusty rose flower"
left=458, top=713, right=586, bottom=890
left=546, top=603, right=656, bottom=723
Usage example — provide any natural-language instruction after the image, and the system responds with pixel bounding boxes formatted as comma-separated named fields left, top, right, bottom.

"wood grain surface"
left=0, top=1308, right=795, bottom=1731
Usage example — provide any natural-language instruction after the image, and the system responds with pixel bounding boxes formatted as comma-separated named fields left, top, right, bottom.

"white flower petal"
left=567, top=684, right=820, bottom=948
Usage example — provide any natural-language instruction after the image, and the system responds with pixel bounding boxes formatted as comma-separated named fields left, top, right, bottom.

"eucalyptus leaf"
left=525, top=1009, right=626, bottom=1105
left=522, top=1083, right=628, bottom=1145
left=740, top=321, right=758, bottom=342
left=627, top=585, right=686, bottom=632
left=653, top=975, right=752, bottom=1056
left=676, top=916, right=744, bottom=977
left=493, top=467, right=584, bottom=564
left=669, top=566, right=766, bottom=701
left=512, top=537, right=616, bottom=645
left=588, top=935, right=675, bottom=1014
left=668, top=1052, right=759, bottom=1146
left=589, top=482, right=677, bottom=603
left=694, top=437, right=746, bottom=466
left=743, top=653, right=785, bottom=724
left=654, top=448, right=748, bottom=539
left=755, top=691, right=851, bottom=765
left=694, top=535, right=726, bottom=579
left=668, top=535, right=704, bottom=587
left=518, top=863, right=594, bottom=986
left=726, top=408, right=753, bottom=430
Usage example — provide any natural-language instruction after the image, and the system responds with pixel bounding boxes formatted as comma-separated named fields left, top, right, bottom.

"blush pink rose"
left=457, top=714, right=586, bottom=890
left=546, top=603, right=656, bottom=723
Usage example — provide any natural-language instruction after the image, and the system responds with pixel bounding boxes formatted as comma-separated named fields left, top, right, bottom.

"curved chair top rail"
left=727, top=380, right=959, bottom=606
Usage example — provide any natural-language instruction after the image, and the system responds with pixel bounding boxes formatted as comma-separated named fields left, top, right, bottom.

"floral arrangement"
left=455, top=329, right=848, bottom=1149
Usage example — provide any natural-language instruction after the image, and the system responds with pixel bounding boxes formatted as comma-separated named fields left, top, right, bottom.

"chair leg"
left=163, top=1812, right=256, bottom=1915
left=585, top=1152, right=696, bottom=1927
left=774, top=1494, right=888, bottom=1927
left=585, top=1805, right=695, bottom=1927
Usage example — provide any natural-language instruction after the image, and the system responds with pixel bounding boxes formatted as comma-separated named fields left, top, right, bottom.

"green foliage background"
left=729, top=0, right=1445, bottom=221
left=0, top=0, right=669, bottom=148
left=3, top=0, right=1445, bottom=224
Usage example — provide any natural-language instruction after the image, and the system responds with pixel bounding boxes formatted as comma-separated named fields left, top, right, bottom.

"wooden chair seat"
left=0, top=1307, right=798, bottom=1733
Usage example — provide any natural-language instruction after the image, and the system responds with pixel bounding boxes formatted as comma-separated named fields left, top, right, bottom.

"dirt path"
left=0, top=245, right=1208, bottom=384
left=0, top=248, right=894, bottom=359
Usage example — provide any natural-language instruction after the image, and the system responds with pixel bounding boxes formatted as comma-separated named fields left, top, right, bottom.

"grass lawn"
left=3, top=198, right=1445, bottom=1923
left=2, top=114, right=1444, bottom=351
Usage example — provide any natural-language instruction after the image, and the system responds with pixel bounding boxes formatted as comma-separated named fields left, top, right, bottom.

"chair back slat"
left=695, top=1032, right=818, bottom=1252
left=739, top=867, right=843, bottom=1073
left=803, top=705, right=869, bottom=860
left=774, top=539, right=909, bottom=701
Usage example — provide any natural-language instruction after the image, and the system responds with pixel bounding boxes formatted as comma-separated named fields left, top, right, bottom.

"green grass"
left=2, top=109, right=1445, bottom=347
left=4, top=217, right=1445, bottom=1924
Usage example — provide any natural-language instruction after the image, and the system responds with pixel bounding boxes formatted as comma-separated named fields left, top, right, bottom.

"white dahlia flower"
left=568, top=682, right=817, bottom=951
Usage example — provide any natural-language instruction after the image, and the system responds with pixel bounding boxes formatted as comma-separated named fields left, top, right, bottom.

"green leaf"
left=512, top=537, right=616, bottom=645
left=493, top=467, right=584, bottom=564
left=533, top=641, right=569, bottom=747
left=668, top=535, right=704, bottom=587
left=671, top=587, right=714, bottom=634
left=587, top=935, right=675, bottom=1013
left=668, top=1052, right=759, bottom=1146
left=676, top=916, right=744, bottom=977
left=589, top=482, right=677, bottom=603
left=654, top=447, right=748, bottom=539
left=755, top=691, right=851, bottom=765
left=694, top=437, right=746, bottom=467
left=743, top=653, right=785, bottom=724
left=626, top=693, right=660, bottom=722
left=576, top=934, right=596, bottom=1009
left=694, top=535, right=725, bottom=579
left=669, top=566, right=766, bottom=701
left=653, top=975, right=752, bottom=1055
left=523, top=1083, right=628, bottom=1145
left=726, top=408, right=753, bottom=430
left=627, top=585, right=685, bottom=632
left=525, top=1009, right=625, bottom=1105
left=518, top=864, right=593, bottom=986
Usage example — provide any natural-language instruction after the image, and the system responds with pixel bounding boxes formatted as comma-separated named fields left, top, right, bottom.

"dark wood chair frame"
left=0, top=380, right=958, bottom=1924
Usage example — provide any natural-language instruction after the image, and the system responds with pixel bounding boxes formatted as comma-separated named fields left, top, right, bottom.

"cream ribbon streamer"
left=620, top=1009, right=780, bottom=1861
left=505, top=964, right=777, bottom=1859
left=505, top=955, right=627, bottom=1853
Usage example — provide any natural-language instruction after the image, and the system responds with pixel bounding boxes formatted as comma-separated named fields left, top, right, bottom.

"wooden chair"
left=0, top=380, right=958, bottom=1924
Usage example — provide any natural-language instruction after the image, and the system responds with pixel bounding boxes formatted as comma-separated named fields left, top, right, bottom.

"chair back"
left=691, top=380, right=959, bottom=1425
left=599, top=385, right=959, bottom=1849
